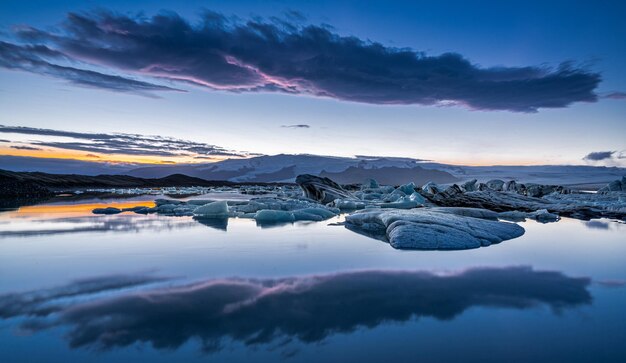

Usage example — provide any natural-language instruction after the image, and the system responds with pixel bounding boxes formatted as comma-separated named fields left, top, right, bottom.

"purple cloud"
left=1, top=10, right=602, bottom=112
left=0, top=41, right=182, bottom=95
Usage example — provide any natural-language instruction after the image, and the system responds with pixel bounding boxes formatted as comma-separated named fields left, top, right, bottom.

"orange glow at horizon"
left=2, top=146, right=557, bottom=167
left=0, top=146, right=233, bottom=164
left=13, top=201, right=157, bottom=219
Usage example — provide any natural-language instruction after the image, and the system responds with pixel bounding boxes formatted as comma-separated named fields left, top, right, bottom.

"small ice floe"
left=92, top=207, right=122, bottom=215
left=102, top=194, right=341, bottom=226
left=89, top=174, right=625, bottom=249
left=193, top=201, right=229, bottom=218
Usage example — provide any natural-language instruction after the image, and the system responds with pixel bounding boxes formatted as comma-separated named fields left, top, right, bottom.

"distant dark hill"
left=0, top=171, right=54, bottom=199
left=125, top=165, right=206, bottom=179
left=0, top=170, right=235, bottom=190
left=319, top=166, right=458, bottom=185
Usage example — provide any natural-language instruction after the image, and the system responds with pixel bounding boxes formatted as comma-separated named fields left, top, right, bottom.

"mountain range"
left=1, top=154, right=624, bottom=187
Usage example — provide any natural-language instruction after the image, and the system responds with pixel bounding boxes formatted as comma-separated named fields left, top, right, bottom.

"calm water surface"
left=1, top=196, right=625, bottom=363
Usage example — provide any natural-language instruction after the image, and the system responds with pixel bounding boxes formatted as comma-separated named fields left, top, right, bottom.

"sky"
left=0, top=0, right=625, bottom=167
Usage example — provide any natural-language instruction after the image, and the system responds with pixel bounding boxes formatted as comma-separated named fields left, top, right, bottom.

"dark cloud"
left=583, top=151, right=615, bottom=161
left=1, top=267, right=591, bottom=353
left=10, top=145, right=42, bottom=150
left=83, top=153, right=100, bottom=158
left=0, top=41, right=182, bottom=95
left=0, top=125, right=248, bottom=158
left=281, top=124, right=310, bottom=128
left=5, top=10, right=602, bottom=112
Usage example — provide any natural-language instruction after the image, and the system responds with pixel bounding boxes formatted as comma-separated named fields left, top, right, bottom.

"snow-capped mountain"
left=2, top=154, right=624, bottom=187
left=128, top=154, right=446, bottom=182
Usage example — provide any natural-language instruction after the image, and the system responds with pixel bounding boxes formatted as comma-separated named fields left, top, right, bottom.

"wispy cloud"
left=0, top=125, right=249, bottom=158
left=597, top=279, right=626, bottom=288
left=10, top=145, right=42, bottom=150
left=0, top=9, right=602, bottom=112
left=0, top=41, right=182, bottom=96
left=604, top=92, right=626, bottom=100
left=281, top=124, right=310, bottom=128
left=0, top=273, right=171, bottom=319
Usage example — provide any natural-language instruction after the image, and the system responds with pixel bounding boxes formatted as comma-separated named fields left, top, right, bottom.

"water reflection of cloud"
left=0, top=215, right=199, bottom=238
left=0, top=267, right=591, bottom=354
left=0, top=273, right=172, bottom=319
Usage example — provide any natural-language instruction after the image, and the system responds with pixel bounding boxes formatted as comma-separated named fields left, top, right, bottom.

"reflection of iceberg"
left=0, top=267, right=591, bottom=353
left=193, top=216, right=229, bottom=231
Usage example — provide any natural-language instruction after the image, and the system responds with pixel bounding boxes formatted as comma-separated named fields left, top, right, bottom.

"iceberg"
left=92, top=207, right=122, bottom=215
left=345, top=208, right=525, bottom=250
left=156, top=204, right=180, bottom=214
left=296, top=207, right=338, bottom=219
left=598, top=176, right=626, bottom=193
left=335, top=199, right=367, bottom=210
left=88, top=173, right=625, bottom=245
left=254, top=206, right=338, bottom=223
left=193, top=201, right=229, bottom=218
left=296, top=174, right=357, bottom=204
left=291, top=210, right=324, bottom=221
left=254, top=210, right=295, bottom=223
left=361, top=178, right=379, bottom=189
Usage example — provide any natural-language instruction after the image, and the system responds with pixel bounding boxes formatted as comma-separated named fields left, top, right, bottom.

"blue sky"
left=0, top=0, right=625, bottom=166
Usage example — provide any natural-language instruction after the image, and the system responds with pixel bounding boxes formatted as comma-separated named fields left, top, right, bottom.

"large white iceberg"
left=345, top=207, right=525, bottom=250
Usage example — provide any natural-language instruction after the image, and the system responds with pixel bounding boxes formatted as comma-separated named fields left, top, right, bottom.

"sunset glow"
left=0, top=146, right=228, bottom=164
left=1, top=2, right=625, bottom=363
left=14, top=201, right=156, bottom=217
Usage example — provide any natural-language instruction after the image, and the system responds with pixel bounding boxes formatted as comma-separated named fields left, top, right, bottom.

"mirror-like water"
left=1, top=197, right=625, bottom=363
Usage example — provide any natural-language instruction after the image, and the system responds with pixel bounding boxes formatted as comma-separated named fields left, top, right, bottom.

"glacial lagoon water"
left=1, top=196, right=625, bottom=363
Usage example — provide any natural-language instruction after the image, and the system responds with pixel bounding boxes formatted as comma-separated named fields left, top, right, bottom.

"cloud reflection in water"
left=0, top=215, right=201, bottom=238
left=0, top=267, right=591, bottom=354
